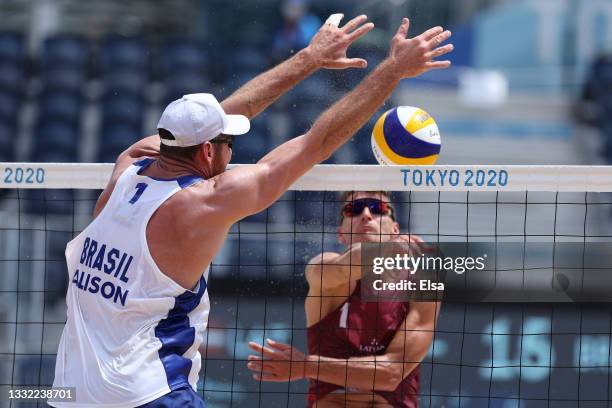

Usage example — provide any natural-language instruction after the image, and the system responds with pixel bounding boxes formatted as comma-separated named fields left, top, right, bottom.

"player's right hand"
left=387, top=18, right=453, bottom=79
left=306, top=14, right=375, bottom=70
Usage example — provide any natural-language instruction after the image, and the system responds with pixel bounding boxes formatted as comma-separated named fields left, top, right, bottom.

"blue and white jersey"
left=50, top=159, right=209, bottom=407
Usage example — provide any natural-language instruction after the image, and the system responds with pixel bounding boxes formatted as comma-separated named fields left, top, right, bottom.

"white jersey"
left=51, top=158, right=210, bottom=407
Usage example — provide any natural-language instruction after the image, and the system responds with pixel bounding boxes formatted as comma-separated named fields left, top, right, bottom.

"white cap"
left=157, top=93, right=250, bottom=147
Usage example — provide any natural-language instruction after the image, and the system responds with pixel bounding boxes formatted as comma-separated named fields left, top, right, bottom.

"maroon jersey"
left=307, top=280, right=420, bottom=407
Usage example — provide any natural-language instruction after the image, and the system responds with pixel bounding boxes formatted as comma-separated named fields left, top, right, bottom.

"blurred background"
left=0, top=0, right=611, bottom=166
left=1, top=0, right=612, bottom=407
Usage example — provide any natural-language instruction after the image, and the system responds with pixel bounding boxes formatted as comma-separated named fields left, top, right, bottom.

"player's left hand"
left=306, top=14, right=375, bottom=70
left=247, top=339, right=307, bottom=382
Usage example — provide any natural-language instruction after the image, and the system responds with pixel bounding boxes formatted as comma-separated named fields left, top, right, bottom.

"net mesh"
left=1, top=163, right=612, bottom=407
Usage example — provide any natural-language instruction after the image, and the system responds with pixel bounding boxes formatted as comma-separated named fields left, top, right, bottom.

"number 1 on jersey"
left=129, top=182, right=148, bottom=204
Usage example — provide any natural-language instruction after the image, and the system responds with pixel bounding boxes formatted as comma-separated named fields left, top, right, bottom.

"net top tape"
left=2, top=163, right=612, bottom=192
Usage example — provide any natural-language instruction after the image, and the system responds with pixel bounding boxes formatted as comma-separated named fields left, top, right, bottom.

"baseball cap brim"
left=223, top=114, right=250, bottom=135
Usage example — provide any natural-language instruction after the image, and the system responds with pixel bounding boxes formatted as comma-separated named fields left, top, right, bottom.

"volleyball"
left=371, top=106, right=441, bottom=165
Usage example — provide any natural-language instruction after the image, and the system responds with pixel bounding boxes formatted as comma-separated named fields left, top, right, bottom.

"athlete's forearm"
left=215, top=62, right=399, bottom=219
left=306, top=59, right=400, bottom=162
left=304, top=327, right=431, bottom=392
left=304, top=353, right=402, bottom=392
left=221, top=48, right=319, bottom=119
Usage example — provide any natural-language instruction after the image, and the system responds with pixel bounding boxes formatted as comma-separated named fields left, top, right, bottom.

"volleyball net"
left=1, top=163, right=612, bottom=407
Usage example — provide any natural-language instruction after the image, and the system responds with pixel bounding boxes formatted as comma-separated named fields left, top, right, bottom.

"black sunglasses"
left=210, top=135, right=234, bottom=149
left=342, top=198, right=393, bottom=218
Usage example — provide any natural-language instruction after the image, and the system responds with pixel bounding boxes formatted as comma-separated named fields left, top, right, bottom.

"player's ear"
left=202, top=142, right=214, bottom=159
left=392, top=222, right=400, bottom=235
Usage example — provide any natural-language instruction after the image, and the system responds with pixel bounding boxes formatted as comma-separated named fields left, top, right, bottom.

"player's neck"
left=146, top=156, right=210, bottom=179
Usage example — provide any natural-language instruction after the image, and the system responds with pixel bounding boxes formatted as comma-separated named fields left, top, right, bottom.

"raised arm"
left=304, top=234, right=426, bottom=326
left=221, top=14, right=374, bottom=118
left=112, top=15, right=372, bottom=164
left=94, top=15, right=373, bottom=216
left=305, top=246, right=363, bottom=294
left=209, top=18, right=453, bottom=224
left=304, top=248, right=363, bottom=326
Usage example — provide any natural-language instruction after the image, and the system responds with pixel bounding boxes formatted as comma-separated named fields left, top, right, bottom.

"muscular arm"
left=221, top=15, right=373, bottom=118
left=248, top=301, right=441, bottom=391
left=93, top=46, right=321, bottom=217
left=304, top=248, right=363, bottom=326
left=210, top=19, right=452, bottom=224
left=93, top=45, right=318, bottom=217
left=93, top=16, right=373, bottom=218
left=305, top=246, right=363, bottom=293
left=303, top=301, right=440, bottom=391
left=220, top=49, right=318, bottom=118
left=210, top=60, right=401, bottom=224
left=95, top=44, right=316, bottom=214
left=304, top=235, right=425, bottom=326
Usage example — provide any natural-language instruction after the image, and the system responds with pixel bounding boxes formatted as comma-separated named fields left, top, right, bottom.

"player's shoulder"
left=94, top=156, right=145, bottom=217
left=305, top=252, right=342, bottom=284
left=307, top=252, right=342, bottom=267
left=167, top=176, right=211, bottom=208
left=167, top=177, right=229, bottom=230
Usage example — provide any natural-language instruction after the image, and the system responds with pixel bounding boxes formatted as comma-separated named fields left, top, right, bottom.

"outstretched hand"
left=306, top=14, right=375, bottom=70
left=247, top=339, right=307, bottom=382
left=388, top=18, right=454, bottom=78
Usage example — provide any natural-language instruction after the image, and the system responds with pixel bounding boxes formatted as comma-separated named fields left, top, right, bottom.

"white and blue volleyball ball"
left=371, top=106, right=441, bottom=165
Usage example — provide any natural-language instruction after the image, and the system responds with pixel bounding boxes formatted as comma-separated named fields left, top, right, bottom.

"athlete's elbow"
left=376, top=369, right=403, bottom=392
left=304, top=129, right=333, bottom=162
left=317, top=143, right=335, bottom=163
left=376, top=358, right=420, bottom=391
left=374, top=363, right=404, bottom=392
